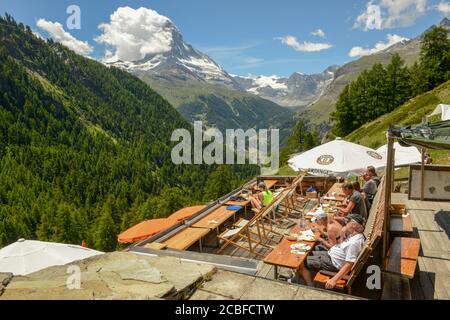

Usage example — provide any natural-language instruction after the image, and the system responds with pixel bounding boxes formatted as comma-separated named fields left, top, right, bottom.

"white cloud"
left=437, top=1, right=450, bottom=14
left=276, top=35, right=332, bottom=52
left=348, top=34, right=409, bottom=57
left=95, top=6, right=174, bottom=62
left=354, top=0, right=428, bottom=30
left=311, top=29, right=326, bottom=38
left=36, top=19, right=93, bottom=56
left=355, top=1, right=383, bottom=30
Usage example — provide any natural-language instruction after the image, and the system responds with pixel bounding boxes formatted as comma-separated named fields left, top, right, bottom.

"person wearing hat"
left=312, top=210, right=345, bottom=249
left=292, top=214, right=365, bottom=289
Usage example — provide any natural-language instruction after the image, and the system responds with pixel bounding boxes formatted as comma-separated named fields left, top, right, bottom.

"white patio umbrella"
left=288, top=138, right=385, bottom=177
left=376, top=142, right=422, bottom=167
left=0, top=239, right=104, bottom=275
left=429, top=104, right=450, bottom=121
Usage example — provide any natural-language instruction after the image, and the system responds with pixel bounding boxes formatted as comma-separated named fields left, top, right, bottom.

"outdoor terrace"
left=128, top=172, right=450, bottom=300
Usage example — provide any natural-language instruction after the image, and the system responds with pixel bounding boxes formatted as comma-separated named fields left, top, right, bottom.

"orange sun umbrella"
left=168, top=205, right=206, bottom=222
left=118, top=218, right=177, bottom=244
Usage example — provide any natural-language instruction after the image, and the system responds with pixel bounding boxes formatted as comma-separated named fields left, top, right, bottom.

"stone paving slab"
left=189, top=289, right=232, bottom=300
left=0, top=253, right=357, bottom=300
left=240, top=277, right=298, bottom=300
left=198, top=269, right=256, bottom=299
left=0, top=252, right=213, bottom=300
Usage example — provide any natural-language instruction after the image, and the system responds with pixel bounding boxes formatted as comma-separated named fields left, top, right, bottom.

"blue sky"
left=1, top=0, right=449, bottom=76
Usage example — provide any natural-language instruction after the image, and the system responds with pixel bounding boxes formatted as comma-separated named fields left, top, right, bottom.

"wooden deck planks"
left=392, top=193, right=450, bottom=300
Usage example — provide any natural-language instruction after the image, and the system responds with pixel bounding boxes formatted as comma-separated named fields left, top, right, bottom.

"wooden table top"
left=192, top=205, right=240, bottom=230
left=162, top=227, right=210, bottom=250
left=264, top=179, right=279, bottom=190
left=324, top=183, right=346, bottom=202
left=225, top=199, right=251, bottom=207
left=263, top=225, right=318, bottom=270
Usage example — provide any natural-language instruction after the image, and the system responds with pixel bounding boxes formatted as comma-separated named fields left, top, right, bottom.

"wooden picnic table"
left=225, top=199, right=251, bottom=218
left=263, top=224, right=319, bottom=279
left=162, top=227, right=210, bottom=251
left=226, top=199, right=250, bottom=207
left=192, top=205, right=241, bottom=231
left=264, top=179, right=279, bottom=190
left=323, top=183, right=346, bottom=202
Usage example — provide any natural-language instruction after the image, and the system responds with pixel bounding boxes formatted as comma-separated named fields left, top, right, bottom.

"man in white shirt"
left=295, top=214, right=365, bottom=289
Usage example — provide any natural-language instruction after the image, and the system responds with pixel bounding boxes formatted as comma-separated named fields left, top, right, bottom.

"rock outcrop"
left=0, top=252, right=357, bottom=300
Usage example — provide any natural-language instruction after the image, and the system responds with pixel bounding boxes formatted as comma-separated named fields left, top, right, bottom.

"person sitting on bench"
left=362, top=168, right=378, bottom=209
left=312, top=211, right=345, bottom=249
left=366, top=166, right=380, bottom=186
left=336, top=183, right=367, bottom=219
left=353, top=181, right=371, bottom=212
left=293, top=214, right=365, bottom=289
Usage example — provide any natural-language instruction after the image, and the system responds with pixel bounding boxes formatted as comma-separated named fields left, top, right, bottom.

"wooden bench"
left=383, top=237, right=420, bottom=279
left=314, top=244, right=374, bottom=295
left=381, top=273, right=412, bottom=300
left=389, top=214, right=413, bottom=235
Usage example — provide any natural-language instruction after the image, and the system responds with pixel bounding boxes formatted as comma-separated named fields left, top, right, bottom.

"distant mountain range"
left=105, top=18, right=300, bottom=143
left=105, top=18, right=338, bottom=110
left=104, top=16, right=339, bottom=142
left=106, top=15, right=450, bottom=137
left=232, top=65, right=339, bottom=108
left=304, top=17, right=450, bottom=126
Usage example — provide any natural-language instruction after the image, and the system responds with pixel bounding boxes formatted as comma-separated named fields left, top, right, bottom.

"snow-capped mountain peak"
left=103, top=9, right=237, bottom=88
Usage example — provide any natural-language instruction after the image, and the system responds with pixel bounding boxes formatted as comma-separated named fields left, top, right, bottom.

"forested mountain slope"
left=0, top=15, right=257, bottom=251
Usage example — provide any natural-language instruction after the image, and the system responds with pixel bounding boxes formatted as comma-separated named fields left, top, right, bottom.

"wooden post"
left=390, top=148, right=396, bottom=192
left=383, top=132, right=395, bottom=261
left=421, top=148, right=426, bottom=201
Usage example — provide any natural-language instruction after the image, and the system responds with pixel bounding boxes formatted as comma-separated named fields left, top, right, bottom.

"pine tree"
left=204, top=166, right=233, bottom=201
left=94, top=204, right=117, bottom=252
left=280, top=118, right=320, bottom=163
left=420, top=26, right=450, bottom=90
left=385, top=54, right=411, bottom=112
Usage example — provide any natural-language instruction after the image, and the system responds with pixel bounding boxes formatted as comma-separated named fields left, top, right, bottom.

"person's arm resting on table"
left=337, top=200, right=355, bottom=215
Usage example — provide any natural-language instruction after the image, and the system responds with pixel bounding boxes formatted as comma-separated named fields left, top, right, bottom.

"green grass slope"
left=305, top=43, right=422, bottom=125
left=345, top=80, right=450, bottom=151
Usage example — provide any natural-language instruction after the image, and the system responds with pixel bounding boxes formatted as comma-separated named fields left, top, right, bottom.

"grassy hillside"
left=345, top=80, right=450, bottom=163
left=141, top=77, right=296, bottom=146
left=305, top=41, right=422, bottom=125
left=345, top=80, right=450, bottom=147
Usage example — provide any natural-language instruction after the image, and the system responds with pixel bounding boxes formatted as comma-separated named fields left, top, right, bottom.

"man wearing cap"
left=292, top=214, right=365, bottom=289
